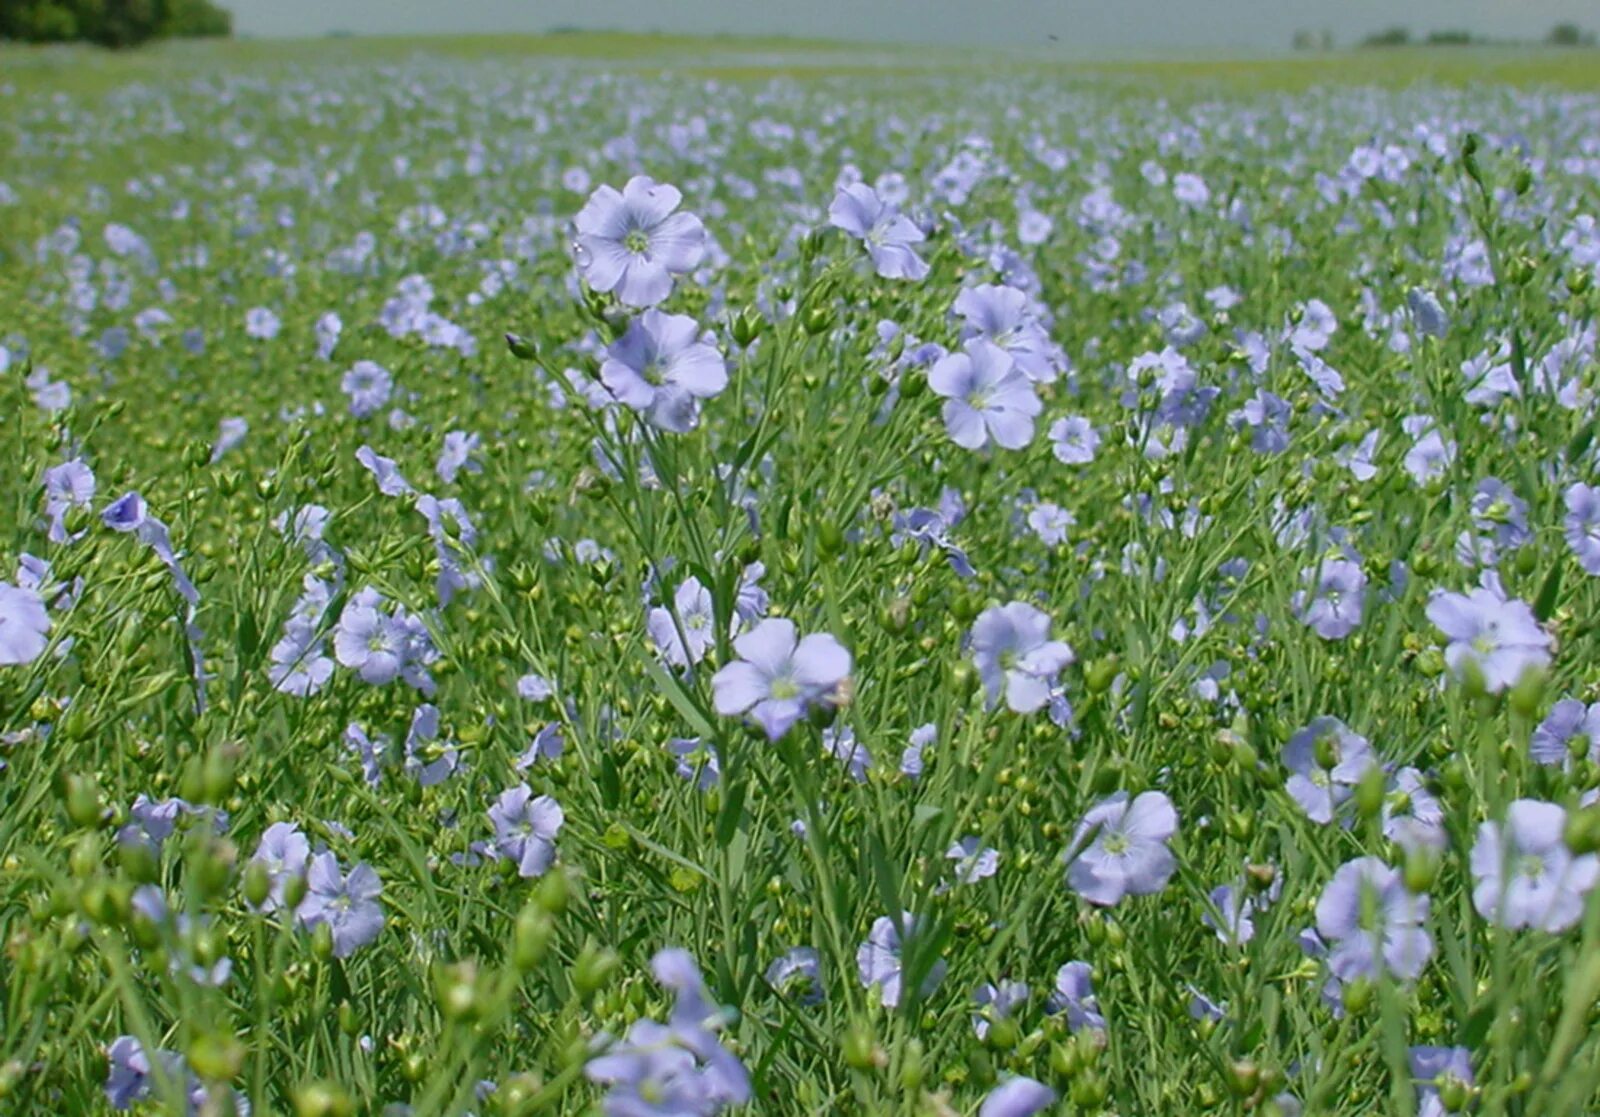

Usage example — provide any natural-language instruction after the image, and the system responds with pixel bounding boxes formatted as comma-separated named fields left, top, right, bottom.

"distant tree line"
left=1, top=0, right=232, bottom=48
left=1344, top=22, right=1596, bottom=49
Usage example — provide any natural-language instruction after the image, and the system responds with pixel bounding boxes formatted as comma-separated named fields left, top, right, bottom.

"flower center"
left=1102, top=831, right=1129, bottom=855
left=624, top=228, right=651, bottom=255
left=769, top=676, right=801, bottom=701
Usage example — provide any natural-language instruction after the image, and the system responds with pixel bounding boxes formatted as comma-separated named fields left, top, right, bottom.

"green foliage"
left=0, top=0, right=231, bottom=48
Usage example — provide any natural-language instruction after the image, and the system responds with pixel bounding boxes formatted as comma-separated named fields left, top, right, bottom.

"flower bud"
left=535, top=869, right=570, bottom=916
left=1404, top=846, right=1441, bottom=893
left=243, top=861, right=273, bottom=910
left=187, top=1032, right=244, bottom=1083
left=731, top=308, right=765, bottom=348
left=311, top=921, right=335, bottom=962
left=842, top=1022, right=878, bottom=1071
left=1353, top=765, right=1385, bottom=820
left=1225, top=1059, right=1260, bottom=1097
left=898, top=1038, right=925, bottom=1092
left=572, top=941, right=619, bottom=1000
left=1084, top=657, right=1119, bottom=694
left=505, top=333, right=539, bottom=361
left=63, top=774, right=104, bottom=830
left=1342, top=977, right=1373, bottom=1014
left=514, top=905, right=554, bottom=972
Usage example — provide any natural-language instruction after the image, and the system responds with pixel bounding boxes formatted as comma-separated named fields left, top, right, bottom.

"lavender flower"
left=297, top=851, right=384, bottom=958
left=765, top=947, right=822, bottom=1004
left=980, top=1078, right=1057, bottom=1117
left=969, top=601, right=1074, bottom=713
left=601, top=310, right=728, bottom=434
left=1049, top=415, right=1101, bottom=464
left=928, top=340, right=1042, bottom=451
left=1283, top=717, right=1376, bottom=825
left=1314, top=857, right=1432, bottom=983
left=1048, top=961, right=1105, bottom=1031
left=1470, top=799, right=1599, bottom=932
left=946, top=837, right=1001, bottom=885
left=710, top=618, right=851, bottom=741
left=248, top=821, right=309, bottom=912
left=1410, top=1047, right=1473, bottom=1117
left=971, top=980, right=1029, bottom=1040
left=585, top=948, right=750, bottom=1116
left=1426, top=573, right=1551, bottom=693
left=574, top=176, right=707, bottom=308
left=953, top=283, right=1061, bottom=382
left=487, top=784, right=565, bottom=878
left=1065, top=791, right=1179, bottom=906
left=828, top=182, right=929, bottom=280
left=1530, top=699, right=1600, bottom=767
left=1297, top=559, right=1367, bottom=640
left=0, top=582, right=50, bottom=666
left=342, top=360, right=393, bottom=418
left=1564, top=483, right=1600, bottom=575
left=856, top=912, right=946, bottom=1008
left=647, top=576, right=716, bottom=668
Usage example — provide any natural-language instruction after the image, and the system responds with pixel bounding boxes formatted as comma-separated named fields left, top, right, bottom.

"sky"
left=227, top=0, right=1596, bottom=54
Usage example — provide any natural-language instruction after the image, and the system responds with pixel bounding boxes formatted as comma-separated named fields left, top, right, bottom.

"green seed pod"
left=293, top=1081, right=354, bottom=1117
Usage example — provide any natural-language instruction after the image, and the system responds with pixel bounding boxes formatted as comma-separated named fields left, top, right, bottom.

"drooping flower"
left=971, top=980, right=1029, bottom=1040
left=1470, top=799, right=1599, bottom=932
left=856, top=912, right=946, bottom=1008
left=1314, top=857, right=1432, bottom=983
left=600, top=310, right=728, bottom=434
left=1530, top=698, right=1600, bottom=767
left=979, top=1077, right=1057, bottom=1117
left=969, top=601, right=1073, bottom=713
left=1048, top=961, right=1106, bottom=1032
left=928, top=340, right=1041, bottom=451
left=828, top=182, right=929, bottom=280
left=487, top=784, right=564, bottom=878
left=1065, top=791, right=1179, bottom=906
left=574, top=176, right=707, bottom=308
left=710, top=618, right=850, bottom=741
